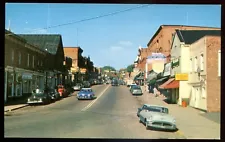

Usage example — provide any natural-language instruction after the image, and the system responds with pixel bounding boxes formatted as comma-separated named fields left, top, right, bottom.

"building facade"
left=188, top=35, right=221, bottom=112
left=5, top=30, right=47, bottom=102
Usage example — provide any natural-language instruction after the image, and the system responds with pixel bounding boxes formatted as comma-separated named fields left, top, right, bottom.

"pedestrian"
left=153, top=86, right=158, bottom=97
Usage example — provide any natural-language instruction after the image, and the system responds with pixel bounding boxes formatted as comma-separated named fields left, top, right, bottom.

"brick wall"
left=206, top=36, right=221, bottom=112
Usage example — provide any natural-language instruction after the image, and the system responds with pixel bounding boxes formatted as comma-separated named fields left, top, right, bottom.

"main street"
left=5, top=84, right=184, bottom=139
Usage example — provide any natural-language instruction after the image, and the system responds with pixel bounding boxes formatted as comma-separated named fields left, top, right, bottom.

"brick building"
left=136, top=25, right=220, bottom=72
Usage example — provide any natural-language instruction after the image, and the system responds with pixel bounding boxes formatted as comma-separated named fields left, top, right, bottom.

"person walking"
left=153, top=86, right=158, bottom=97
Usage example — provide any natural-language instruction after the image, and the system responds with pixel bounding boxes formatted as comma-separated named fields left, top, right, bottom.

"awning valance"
left=164, top=80, right=179, bottom=89
left=158, top=78, right=175, bottom=89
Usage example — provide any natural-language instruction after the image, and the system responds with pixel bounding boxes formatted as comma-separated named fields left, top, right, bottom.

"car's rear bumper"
left=132, top=93, right=143, bottom=95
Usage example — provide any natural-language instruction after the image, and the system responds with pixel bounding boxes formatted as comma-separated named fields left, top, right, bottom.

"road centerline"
left=81, top=85, right=110, bottom=111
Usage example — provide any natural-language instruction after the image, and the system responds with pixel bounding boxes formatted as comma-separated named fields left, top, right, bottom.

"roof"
left=147, top=25, right=220, bottom=47
left=5, top=29, right=27, bottom=43
left=18, top=34, right=62, bottom=55
left=176, top=30, right=221, bottom=44
left=144, top=104, right=168, bottom=109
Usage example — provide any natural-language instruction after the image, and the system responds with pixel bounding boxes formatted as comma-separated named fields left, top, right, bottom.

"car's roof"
left=144, top=104, right=168, bottom=109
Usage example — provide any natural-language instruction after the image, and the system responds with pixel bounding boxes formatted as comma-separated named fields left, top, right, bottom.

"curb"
left=4, top=104, right=29, bottom=113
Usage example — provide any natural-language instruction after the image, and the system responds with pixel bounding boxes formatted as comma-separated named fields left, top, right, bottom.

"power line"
left=28, top=4, right=151, bottom=33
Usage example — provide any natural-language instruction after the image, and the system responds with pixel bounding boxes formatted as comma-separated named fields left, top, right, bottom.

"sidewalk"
left=136, top=91, right=220, bottom=139
left=5, top=104, right=29, bottom=112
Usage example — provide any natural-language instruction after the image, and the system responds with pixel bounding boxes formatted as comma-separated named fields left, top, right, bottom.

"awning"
left=156, top=77, right=168, bottom=83
left=164, top=80, right=179, bottom=89
left=158, top=78, right=175, bottom=89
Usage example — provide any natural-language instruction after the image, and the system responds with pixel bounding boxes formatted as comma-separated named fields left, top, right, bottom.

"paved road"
left=4, top=85, right=184, bottom=139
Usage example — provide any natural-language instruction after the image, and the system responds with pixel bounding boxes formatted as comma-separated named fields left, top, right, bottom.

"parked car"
left=77, top=88, right=95, bottom=100
left=129, top=84, right=137, bottom=91
left=137, top=104, right=177, bottom=131
left=27, top=89, right=52, bottom=105
left=49, top=88, right=60, bottom=101
left=131, top=85, right=143, bottom=95
left=73, top=83, right=82, bottom=91
left=83, top=81, right=91, bottom=88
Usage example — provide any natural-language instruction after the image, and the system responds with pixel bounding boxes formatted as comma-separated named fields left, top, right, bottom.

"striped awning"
left=158, top=78, right=175, bottom=89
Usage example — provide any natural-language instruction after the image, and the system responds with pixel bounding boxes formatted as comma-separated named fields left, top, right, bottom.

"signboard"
left=80, top=68, right=87, bottom=74
left=22, top=73, right=32, bottom=80
left=172, top=58, right=179, bottom=68
left=147, top=53, right=167, bottom=64
left=146, top=52, right=167, bottom=73
left=163, top=62, right=171, bottom=76
left=175, top=73, right=188, bottom=81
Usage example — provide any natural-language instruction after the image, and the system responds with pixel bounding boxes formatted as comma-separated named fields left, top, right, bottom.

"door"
left=190, top=87, right=195, bottom=107
left=195, top=87, right=200, bottom=108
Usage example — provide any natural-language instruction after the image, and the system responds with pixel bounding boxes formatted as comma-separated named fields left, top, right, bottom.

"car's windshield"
left=133, top=86, right=141, bottom=89
left=145, top=106, right=169, bottom=114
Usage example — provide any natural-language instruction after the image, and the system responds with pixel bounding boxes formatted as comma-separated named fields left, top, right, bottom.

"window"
left=194, top=56, right=198, bottom=72
left=18, top=52, right=21, bottom=65
left=27, top=54, right=30, bottom=67
left=11, top=49, right=14, bottom=62
left=41, top=61, right=43, bottom=66
left=218, top=50, right=221, bottom=77
left=32, top=56, right=35, bottom=68
left=200, top=54, right=204, bottom=71
left=190, top=58, right=192, bottom=72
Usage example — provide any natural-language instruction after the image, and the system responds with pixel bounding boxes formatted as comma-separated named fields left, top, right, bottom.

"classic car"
left=129, top=84, right=137, bottom=92
left=73, top=83, right=83, bottom=91
left=77, top=88, right=95, bottom=100
left=27, top=89, right=52, bottom=105
left=131, top=85, right=143, bottom=95
left=49, top=88, right=60, bottom=101
left=137, top=104, right=177, bottom=131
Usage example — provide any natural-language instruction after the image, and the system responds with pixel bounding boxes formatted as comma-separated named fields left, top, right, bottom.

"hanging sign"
left=146, top=52, right=167, bottom=73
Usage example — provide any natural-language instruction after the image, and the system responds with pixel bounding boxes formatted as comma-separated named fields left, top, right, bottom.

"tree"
left=102, top=66, right=116, bottom=72
left=126, top=64, right=134, bottom=73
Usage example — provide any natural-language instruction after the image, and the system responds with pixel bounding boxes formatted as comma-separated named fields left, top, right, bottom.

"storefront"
left=4, top=66, right=45, bottom=102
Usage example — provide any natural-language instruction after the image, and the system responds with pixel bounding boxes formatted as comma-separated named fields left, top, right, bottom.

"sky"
left=5, top=4, right=221, bottom=70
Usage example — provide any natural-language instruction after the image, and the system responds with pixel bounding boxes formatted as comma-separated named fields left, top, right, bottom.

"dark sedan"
left=27, top=89, right=52, bottom=105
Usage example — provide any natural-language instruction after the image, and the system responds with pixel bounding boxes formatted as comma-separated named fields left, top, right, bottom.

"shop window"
left=194, top=56, right=197, bottom=72
left=27, top=53, right=30, bottom=67
left=190, top=58, right=192, bottom=72
left=32, top=56, right=35, bottom=68
left=18, top=52, right=21, bottom=65
left=11, top=49, right=14, bottom=63
left=200, top=54, right=204, bottom=71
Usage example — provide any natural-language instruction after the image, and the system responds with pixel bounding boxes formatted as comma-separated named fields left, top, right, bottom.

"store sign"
left=147, top=53, right=167, bottom=73
left=163, top=62, right=171, bottom=76
left=172, top=58, right=179, bottom=68
left=175, top=73, right=188, bottom=81
left=22, top=73, right=33, bottom=80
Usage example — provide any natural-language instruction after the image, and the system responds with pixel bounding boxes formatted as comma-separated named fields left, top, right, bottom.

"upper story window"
left=200, top=54, right=204, bottom=71
left=32, top=56, right=35, bottom=68
left=190, top=58, right=192, bottom=72
left=27, top=54, right=30, bottom=67
left=218, top=50, right=221, bottom=77
left=11, top=49, right=14, bottom=63
left=194, top=56, right=198, bottom=72
left=18, top=52, right=21, bottom=65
